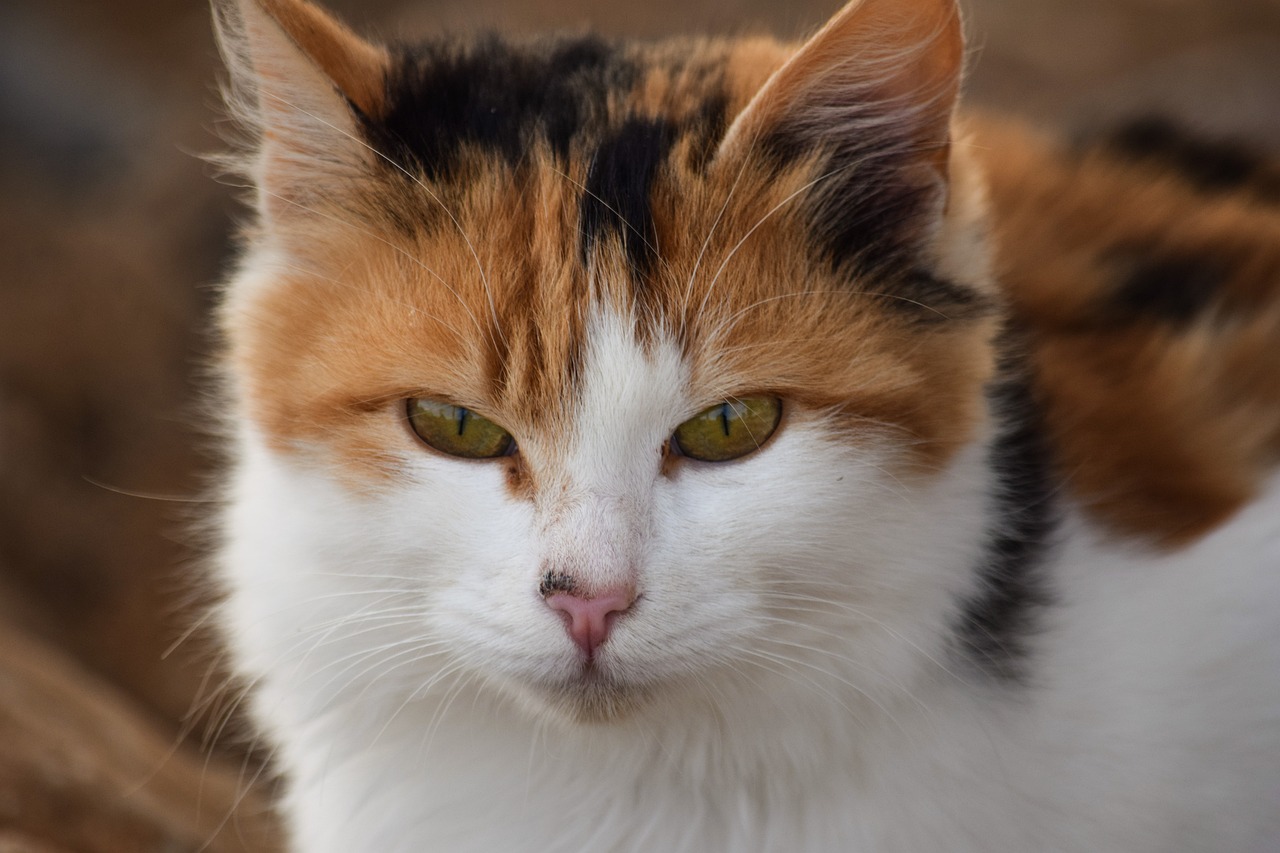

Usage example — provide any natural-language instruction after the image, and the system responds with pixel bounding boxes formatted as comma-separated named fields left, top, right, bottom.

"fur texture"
left=210, top=0, right=1280, bottom=850
left=980, top=116, right=1280, bottom=545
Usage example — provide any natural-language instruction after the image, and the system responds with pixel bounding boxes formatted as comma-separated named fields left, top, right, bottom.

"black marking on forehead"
left=368, top=35, right=634, bottom=182
left=579, top=118, right=677, bottom=278
left=685, top=93, right=729, bottom=172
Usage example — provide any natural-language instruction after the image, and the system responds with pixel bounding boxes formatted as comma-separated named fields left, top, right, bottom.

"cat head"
left=215, top=0, right=1001, bottom=726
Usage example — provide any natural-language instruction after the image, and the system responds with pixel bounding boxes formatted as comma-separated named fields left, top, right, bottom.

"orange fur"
left=223, top=0, right=993, bottom=491
left=976, top=116, right=1280, bottom=545
left=222, top=0, right=1280, bottom=551
left=229, top=125, right=993, bottom=482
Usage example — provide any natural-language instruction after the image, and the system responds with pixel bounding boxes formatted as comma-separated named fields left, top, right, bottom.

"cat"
left=209, top=0, right=1280, bottom=850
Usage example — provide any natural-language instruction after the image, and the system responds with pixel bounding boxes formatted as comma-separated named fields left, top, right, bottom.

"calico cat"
left=210, top=0, right=1280, bottom=850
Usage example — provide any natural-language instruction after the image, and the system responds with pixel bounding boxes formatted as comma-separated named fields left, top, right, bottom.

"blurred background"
left=0, top=0, right=1276, bottom=850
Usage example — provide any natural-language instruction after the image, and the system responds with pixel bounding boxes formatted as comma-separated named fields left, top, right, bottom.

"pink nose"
left=545, top=588, right=635, bottom=658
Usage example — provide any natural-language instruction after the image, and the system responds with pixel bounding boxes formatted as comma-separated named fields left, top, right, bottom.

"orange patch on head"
left=223, top=0, right=996, bottom=495
left=224, top=153, right=596, bottom=482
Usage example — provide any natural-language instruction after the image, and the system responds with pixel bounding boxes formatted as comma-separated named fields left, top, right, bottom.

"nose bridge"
left=532, top=302, right=670, bottom=595
left=539, top=483, right=645, bottom=595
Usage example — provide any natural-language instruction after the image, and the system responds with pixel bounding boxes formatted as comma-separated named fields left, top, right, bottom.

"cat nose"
left=544, top=587, right=635, bottom=659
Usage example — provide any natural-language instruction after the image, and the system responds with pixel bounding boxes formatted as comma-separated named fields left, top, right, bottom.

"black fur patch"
left=684, top=93, right=729, bottom=172
left=1104, top=247, right=1227, bottom=326
left=368, top=35, right=633, bottom=181
left=760, top=110, right=974, bottom=320
left=1098, top=116, right=1280, bottom=205
left=759, top=117, right=941, bottom=263
left=578, top=118, right=677, bottom=277
left=829, top=183, right=930, bottom=271
left=955, top=337, right=1058, bottom=681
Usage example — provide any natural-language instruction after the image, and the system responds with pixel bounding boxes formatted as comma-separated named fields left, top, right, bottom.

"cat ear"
left=717, top=0, right=964, bottom=267
left=213, top=0, right=390, bottom=226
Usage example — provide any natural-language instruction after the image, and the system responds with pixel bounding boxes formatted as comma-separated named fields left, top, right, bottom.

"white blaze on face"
left=223, top=287, right=994, bottom=731
left=530, top=305, right=691, bottom=600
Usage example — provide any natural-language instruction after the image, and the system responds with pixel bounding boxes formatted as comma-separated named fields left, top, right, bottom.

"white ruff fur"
left=218, top=304, right=1280, bottom=853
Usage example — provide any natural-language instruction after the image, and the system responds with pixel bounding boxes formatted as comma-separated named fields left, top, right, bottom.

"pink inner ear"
left=717, top=0, right=963, bottom=171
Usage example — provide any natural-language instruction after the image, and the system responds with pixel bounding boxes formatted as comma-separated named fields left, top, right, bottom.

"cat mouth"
left=530, top=662, right=654, bottom=723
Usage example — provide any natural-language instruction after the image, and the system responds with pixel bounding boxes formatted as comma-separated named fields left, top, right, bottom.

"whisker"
left=746, top=586, right=965, bottom=686
left=82, top=475, right=215, bottom=504
left=681, top=146, right=758, bottom=314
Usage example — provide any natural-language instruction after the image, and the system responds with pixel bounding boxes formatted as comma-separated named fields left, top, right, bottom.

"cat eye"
left=672, top=397, right=782, bottom=462
left=406, top=398, right=515, bottom=459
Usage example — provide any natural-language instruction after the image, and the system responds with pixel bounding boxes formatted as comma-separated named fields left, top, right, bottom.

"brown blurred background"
left=0, top=0, right=1276, bottom=850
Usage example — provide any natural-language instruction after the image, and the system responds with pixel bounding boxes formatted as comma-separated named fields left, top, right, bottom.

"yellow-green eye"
left=406, top=398, right=514, bottom=459
left=672, top=397, right=782, bottom=462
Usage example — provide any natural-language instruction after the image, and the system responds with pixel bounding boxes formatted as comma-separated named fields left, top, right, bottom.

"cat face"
left=217, top=0, right=1000, bottom=724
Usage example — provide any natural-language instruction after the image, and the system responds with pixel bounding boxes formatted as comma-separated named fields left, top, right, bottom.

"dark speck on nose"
left=539, top=571, right=578, bottom=598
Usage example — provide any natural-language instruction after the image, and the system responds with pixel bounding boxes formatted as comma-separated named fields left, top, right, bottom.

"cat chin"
left=504, top=666, right=661, bottom=725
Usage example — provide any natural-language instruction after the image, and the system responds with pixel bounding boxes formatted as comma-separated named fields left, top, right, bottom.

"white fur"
left=218, top=302, right=1280, bottom=853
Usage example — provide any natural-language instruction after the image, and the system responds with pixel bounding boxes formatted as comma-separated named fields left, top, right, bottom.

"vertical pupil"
left=719, top=403, right=732, bottom=437
left=456, top=407, right=470, bottom=436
